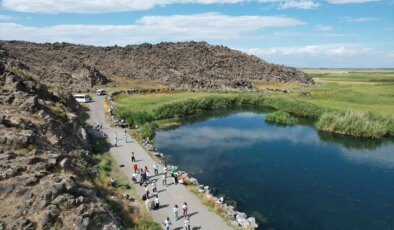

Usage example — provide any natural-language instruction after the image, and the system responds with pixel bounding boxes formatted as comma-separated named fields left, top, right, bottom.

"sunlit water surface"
left=154, top=111, right=394, bottom=230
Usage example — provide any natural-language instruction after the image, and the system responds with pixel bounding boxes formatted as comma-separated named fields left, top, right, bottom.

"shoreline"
left=106, top=91, right=259, bottom=229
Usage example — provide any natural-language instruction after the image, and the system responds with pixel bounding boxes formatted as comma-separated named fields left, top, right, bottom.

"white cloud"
left=1, top=0, right=317, bottom=13
left=341, top=17, right=381, bottom=23
left=156, top=123, right=319, bottom=151
left=1, top=0, right=323, bottom=13
left=278, top=0, right=320, bottom=9
left=251, top=45, right=373, bottom=56
left=0, top=13, right=304, bottom=45
left=327, top=0, right=380, bottom=3
left=0, top=14, right=15, bottom=20
left=315, top=24, right=333, bottom=31
left=246, top=44, right=394, bottom=68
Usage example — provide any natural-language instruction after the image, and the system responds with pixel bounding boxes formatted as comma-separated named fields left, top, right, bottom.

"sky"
left=0, top=0, right=393, bottom=68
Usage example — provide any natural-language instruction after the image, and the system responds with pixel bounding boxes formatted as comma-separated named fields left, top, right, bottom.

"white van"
left=97, top=89, right=106, bottom=96
left=74, top=94, right=91, bottom=103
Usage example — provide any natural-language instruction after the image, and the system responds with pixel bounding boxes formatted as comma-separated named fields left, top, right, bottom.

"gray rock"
left=236, top=212, right=247, bottom=222
left=62, top=177, right=77, bottom=192
left=74, top=216, right=90, bottom=230
left=247, top=217, right=258, bottom=228
left=0, top=183, right=15, bottom=199
left=238, top=218, right=251, bottom=229
left=59, top=158, right=71, bottom=170
left=189, top=177, right=199, bottom=185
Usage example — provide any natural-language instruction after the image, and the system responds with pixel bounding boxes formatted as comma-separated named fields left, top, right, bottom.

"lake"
left=154, top=110, right=394, bottom=230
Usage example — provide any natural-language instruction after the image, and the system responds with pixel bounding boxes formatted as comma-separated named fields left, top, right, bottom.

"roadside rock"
left=0, top=70, right=121, bottom=229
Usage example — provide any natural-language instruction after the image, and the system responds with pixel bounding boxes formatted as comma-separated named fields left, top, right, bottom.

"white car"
left=97, top=89, right=106, bottom=96
left=74, top=94, right=92, bottom=103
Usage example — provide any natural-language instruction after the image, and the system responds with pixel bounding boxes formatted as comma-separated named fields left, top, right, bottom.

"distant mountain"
left=0, top=40, right=313, bottom=92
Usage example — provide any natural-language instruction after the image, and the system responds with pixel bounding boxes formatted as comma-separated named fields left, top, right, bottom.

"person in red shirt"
left=133, top=163, right=138, bottom=173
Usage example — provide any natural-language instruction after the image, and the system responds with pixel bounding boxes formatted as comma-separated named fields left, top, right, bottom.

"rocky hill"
left=0, top=57, right=120, bottom=229
left=0, top=40, right=313, bottom=92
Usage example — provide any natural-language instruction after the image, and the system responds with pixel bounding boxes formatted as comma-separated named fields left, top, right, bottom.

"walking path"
left=88, top=95, right=230, bottom=230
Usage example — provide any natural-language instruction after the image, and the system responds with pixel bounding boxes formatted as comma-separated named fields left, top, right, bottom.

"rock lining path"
left=88, top=95, right=230, bottom=230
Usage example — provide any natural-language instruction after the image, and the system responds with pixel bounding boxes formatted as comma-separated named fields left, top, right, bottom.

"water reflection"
left=155, top=111, right=394, bottom=230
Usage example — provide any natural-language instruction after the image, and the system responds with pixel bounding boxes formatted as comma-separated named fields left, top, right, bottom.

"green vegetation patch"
left=316, top=110, right=392, bottom=138
left=140, top=122, right=159, bottom=140
left=114, top=92, right=326, bottom=127
left=114, top=69, right=394, bottom=139
left=265, top=110, right=298, bottom=124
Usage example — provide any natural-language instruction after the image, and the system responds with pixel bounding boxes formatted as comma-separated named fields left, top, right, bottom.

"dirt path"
left=88, top=95, right=230, bottom=230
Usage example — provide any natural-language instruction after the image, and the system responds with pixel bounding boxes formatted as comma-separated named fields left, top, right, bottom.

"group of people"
left=164, top=202, right=191, bottom=230
left=130, top=152, right=192, bottom=230
left=114, top=129, right=129, bottom=147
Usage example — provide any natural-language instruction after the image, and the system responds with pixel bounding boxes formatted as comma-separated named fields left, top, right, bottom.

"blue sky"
left=0, top=0, right=393, bottom=68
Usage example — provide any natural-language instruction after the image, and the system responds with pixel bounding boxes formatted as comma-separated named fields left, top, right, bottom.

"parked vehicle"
left=97, top=89, right=106, bottom=96
left=74, top=94, right=92, bottom=103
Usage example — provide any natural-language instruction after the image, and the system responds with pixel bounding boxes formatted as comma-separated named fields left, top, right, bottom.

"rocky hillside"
left=1, top=40, right=313, bottom=92
left=0, top=58, right=120, bottom=229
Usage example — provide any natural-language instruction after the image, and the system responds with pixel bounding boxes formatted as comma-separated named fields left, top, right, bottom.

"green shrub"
left=265, top=110, right=298, bottom=124
left=140, top=122, right=159, bottom=140
left=115, top=109, right=153, bottom=126
left=316, top=110, right=390, bottom=138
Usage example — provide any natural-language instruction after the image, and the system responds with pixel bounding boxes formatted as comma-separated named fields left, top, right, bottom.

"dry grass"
left=254, top=81, right=299, bottom=90
left=103, top=77, right=167, bottom=92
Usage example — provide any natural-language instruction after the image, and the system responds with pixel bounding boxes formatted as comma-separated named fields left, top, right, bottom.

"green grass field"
left=115, top=92, right=228, bottom=113
left=295, top=69, right=394, bottom=116
left=112, top=69, right=394, bottom=138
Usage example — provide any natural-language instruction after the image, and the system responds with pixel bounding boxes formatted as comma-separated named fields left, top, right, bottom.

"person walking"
left=154, top=195, right=160, bottom=210
left=124, top=129, right=127, bottom=143
left=114, top=132, right=118, bottom=147
left=162, top=174, right=167, bottom=186
left=184, top=215, right=191, bottom=230
left=133, top=163, right=138, bottom=173
left=132, top=172, right=137, bottom=184
left=139, top=170, right=144, bottom=186
left=145, top=185, right=150, bottom=198
left=131, top=152, right=136, bottom=162
left=173, top=204, right=179, bottom=221
left=182, top=202, right=188, bottom=217
left=163, top=165, right=168, bottom=176
left=152, top=181, right=157, bottom=193
left=153, top=164, right=159, bottom=175
left=164, top=217, right=171, bottom=230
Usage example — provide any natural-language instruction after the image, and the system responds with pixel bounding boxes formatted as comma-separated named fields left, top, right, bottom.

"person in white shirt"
left=153, top=164, right=159, bottom=175
left=154, top=195, right=160, bottom=210
left=184, top=215, right=190, bottom=230
left=182, top=202, right=188, bottom=217
left=152, top=181, right=157, bottom=193
left=173, top=204, right=179, bottom=220
left=132, top=172, right=137, bottom=183
left=162, top=174, right=167, bottom=186
left=163, top=217, right=171, bottom=230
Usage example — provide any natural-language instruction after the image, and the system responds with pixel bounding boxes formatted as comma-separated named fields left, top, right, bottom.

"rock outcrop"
left=1, top=40, right=313, bottom=91
left=0, top=67, right=120, bottom=229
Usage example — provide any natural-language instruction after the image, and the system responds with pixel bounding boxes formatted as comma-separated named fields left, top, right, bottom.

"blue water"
left=154, top=111, right=394, bottom=230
